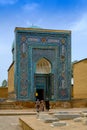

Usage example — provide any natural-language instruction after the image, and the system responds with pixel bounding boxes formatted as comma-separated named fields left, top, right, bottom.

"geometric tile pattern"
left=14, top=28, right=71, bottom=101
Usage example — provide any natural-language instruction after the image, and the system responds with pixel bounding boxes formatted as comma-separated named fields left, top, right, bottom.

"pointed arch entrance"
left=36, top=58, right=51, bottom=74
left=34, top=58, right=53, bottom=100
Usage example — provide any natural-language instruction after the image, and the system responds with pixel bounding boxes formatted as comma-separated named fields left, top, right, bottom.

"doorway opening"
left=36, top=89, right=44, bottom=101
left=35, top=58, right=52, bottom=100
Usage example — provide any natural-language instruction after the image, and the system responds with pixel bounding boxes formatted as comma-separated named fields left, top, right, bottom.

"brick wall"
left=73, top=59, right=87, bottom=99
left=0, top=87, right=8, bottom=98
left=8, top=62, right=14, bottom=93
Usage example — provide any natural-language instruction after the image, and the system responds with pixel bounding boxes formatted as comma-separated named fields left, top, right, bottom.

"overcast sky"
left=0, top=0, right=87, bottom=85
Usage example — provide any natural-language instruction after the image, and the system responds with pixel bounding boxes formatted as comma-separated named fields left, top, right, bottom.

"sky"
left=0, top=0, right=87, bottom=85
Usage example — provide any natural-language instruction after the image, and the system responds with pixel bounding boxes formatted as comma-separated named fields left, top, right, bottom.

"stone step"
left=0, top=102, right=24, bottom=109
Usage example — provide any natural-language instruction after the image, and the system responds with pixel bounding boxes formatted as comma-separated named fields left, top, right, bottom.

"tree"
left=2, top=80, right=7, bottom=87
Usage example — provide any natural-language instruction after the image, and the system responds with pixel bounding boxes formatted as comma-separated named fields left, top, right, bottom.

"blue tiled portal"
left=14, top=27, right=71, bottom=101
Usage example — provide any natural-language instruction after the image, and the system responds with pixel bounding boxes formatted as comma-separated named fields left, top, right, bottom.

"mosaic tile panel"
left=14, top=29, right=71, bottom=101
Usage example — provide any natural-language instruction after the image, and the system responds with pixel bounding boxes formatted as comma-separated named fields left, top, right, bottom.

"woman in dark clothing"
left=45, top=98, right=50, bottom=111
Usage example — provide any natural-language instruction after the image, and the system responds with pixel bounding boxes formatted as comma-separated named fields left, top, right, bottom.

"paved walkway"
left=0, top=116, right=22, bottom=130
left=0, top=109, right=35, bottom=130
left=0, top=108, right=87, bottom=130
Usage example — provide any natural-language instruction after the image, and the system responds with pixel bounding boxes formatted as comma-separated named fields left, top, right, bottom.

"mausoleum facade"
left=12, top=27, right=71, bottom=101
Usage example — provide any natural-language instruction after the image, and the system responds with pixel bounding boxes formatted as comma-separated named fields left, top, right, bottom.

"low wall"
left=14, top=101, right=35, bottom=108
left=71, top=99, right=87, bottom=108
left=50, top=99, right=87, bottom=108
left=1, top=97, right=87, bottom=108
left=13, top=99, right=87, bottom=109
left=0, top=87, right=8, bottom=98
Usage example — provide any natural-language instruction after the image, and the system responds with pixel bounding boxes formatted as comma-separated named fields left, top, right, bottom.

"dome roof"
left=12, top=41, right=15, bottom=51
left=29, top=25, right=42, bottom=29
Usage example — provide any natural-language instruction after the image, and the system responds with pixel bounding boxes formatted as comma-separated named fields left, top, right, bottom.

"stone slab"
left=51, top=121, right=67, bottom=127
left=19, top=117, right=59, bottom=130
left=38, top=112, right=50, bottom=120
left=43, top=117, right=58, bottom=123
left=73, top=117, right=83, bottom=122
left=19, top=116, right=87, bottom=130
left=38, top=112, right=59, bottom=123
left=54, top=113, right=80, bottom=120
left=81, top=113, right=87, bottom=117
left=83, top=118, right=87, bottom=125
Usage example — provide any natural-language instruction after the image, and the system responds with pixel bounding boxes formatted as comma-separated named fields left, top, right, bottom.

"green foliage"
left=2, top=80, right=7, bottom=87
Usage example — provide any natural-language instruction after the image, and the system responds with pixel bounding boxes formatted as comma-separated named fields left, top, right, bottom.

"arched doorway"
left=36, top=58, right=51, bottom=74
left=35, top=58, right=52, bottom=100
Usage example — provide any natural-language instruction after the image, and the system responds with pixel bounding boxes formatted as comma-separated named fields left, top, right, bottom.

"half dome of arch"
left=36, top=58, right=51, bottom=74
